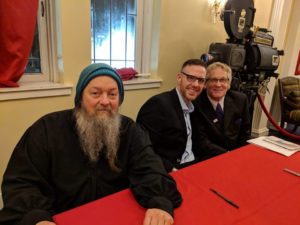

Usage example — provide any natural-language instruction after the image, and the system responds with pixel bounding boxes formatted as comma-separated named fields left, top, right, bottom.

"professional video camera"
left=201, top=0, right=284, bottom=112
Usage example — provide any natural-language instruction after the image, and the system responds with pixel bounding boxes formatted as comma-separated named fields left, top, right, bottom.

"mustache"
left=95, top=105, right=114, bottom=115
left=96, top=105, right=111, bottom=111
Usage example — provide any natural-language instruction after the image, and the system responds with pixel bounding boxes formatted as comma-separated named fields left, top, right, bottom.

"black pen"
left=210, top=188, right=239, bottom=209
left=283, top=168, right=300, bottom=177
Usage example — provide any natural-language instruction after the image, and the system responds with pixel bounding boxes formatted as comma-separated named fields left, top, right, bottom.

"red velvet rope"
left=257, top=94, right=300, bottom=139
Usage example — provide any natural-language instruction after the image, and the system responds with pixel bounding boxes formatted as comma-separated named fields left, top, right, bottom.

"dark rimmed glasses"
left=181, top=71, right=206, bottom=84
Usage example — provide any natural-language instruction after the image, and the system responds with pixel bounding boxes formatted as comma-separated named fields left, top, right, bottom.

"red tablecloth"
left=53, top=144, right=300, bottom=225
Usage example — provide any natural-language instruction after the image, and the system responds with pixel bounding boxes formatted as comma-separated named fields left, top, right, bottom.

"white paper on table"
left=247, top=136, right=300, bottom=156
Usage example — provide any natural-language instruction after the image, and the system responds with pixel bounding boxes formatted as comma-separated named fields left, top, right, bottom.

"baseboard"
left=251, top=127, right=269, bottom=137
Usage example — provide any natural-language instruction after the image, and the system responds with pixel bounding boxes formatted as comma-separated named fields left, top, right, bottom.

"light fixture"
left=208, top=0, right=226, bottom=24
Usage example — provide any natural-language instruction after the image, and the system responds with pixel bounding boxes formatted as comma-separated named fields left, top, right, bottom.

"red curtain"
left=0, top=0, right=39, bottom=87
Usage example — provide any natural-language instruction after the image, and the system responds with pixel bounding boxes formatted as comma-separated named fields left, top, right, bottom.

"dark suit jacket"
left=192, top=89, right=251, bottom=160
left=136, top=88, right=199, bottom=172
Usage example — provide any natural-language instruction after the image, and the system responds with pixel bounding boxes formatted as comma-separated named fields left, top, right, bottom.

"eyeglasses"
left=181, top=71, right=205, bottom=84
left=206, top=78, right=229, bottom=84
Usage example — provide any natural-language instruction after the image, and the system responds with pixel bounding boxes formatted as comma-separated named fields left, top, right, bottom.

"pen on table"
left=209, top=188, right=239, bottom=209
left=283, top=168, right=300, bottom=177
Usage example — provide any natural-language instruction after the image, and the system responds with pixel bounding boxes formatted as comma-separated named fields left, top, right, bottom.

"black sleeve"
left=126, top=123, right=182, bottom=216
left=0, top=121, right=55, bottom=225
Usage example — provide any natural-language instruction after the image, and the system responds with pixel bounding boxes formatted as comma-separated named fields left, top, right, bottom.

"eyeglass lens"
left=181, top=72, right=205, bottom=84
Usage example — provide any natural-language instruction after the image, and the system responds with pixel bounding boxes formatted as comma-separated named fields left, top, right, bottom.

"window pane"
left=126, top=60, right=134, bottom=68
left=91, top=0, right=137, bottom=68
left=127, top=0, right=136, bottom=15
left=91, top=0, right=111, bottom=62
left=127, top=15, right=135, bottom=61
left=25, top=23, right=41, bottom=73
left=111, top=61, right=126, bottom=69
left=111, top=0, right=126, bottom=61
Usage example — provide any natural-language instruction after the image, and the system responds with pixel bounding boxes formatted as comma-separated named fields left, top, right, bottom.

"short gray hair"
left=206, top=62, right=232, bottom=85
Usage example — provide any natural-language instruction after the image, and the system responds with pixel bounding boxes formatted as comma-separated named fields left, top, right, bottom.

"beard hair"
left=74, top=106, right=121, bottom=171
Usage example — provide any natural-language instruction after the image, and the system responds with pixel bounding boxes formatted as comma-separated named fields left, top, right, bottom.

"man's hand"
left=143, top=208, right=174, bottom=225
left=36, top=221, right=56, bottom=225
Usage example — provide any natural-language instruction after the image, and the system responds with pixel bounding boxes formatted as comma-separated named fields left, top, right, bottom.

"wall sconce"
left=208, top=0, right=226, bottom=23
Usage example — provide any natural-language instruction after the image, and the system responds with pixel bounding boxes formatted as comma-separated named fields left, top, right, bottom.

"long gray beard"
left=74, top=107, right=121, bottom=171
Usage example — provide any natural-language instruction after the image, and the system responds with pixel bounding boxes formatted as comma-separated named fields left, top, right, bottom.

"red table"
left=53, top=144, right=300, bottom=225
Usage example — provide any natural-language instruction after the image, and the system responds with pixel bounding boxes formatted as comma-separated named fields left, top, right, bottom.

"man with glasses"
left=192, top=62, right=251, bottom=159
left=136, top=59, right=206, bottom=172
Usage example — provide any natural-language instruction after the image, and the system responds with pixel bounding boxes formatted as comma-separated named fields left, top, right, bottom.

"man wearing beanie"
left=0, top=63, right=182, bottom=225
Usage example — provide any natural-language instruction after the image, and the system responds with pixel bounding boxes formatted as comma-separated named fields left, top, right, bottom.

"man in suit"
left=136, top=59, right=207, bottom=172
left=192, top=62, right=251, bottom=160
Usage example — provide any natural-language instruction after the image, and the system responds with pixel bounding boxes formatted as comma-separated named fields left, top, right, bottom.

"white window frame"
left=136, top=0, right=151, bottom=74
left=20, top=0, right=51, bottom=83
left=126, top=0, right=162, bottom=87
left=21, top=0, right=65, bottom=84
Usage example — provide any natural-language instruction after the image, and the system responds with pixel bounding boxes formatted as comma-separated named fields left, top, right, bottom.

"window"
left=21, top=0, right=59, bottom=83
left=90, top=0, right=150, bottom=73
left=25, top=22, right=41, bottom=74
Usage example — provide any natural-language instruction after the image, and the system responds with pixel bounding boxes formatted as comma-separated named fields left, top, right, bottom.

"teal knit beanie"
left=75, top=63, right=124, bottom=107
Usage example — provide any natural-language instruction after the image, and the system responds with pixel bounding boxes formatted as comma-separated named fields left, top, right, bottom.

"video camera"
left=201, top=0, right=284, bottom=100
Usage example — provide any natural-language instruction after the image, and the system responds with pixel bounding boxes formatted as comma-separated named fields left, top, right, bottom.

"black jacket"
left=192, top=90, right=251, bottom=160
left=136, top=89, right=200, bottom=172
